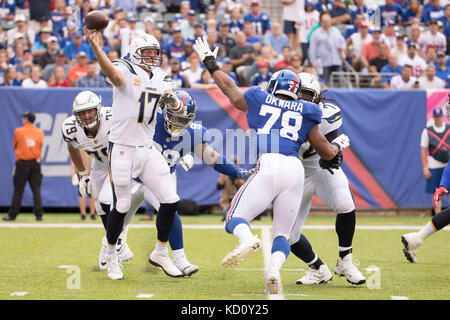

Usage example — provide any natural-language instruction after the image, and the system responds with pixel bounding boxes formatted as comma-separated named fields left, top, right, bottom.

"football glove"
left=159, top=93, right=182, bottom=112
left=180, top=154, right=194, bottom=172
left=319, top=151, right=343, bottom=175
left=237, top=168, right=253, bottom=181
left=193, top=36, right=219, bottom=62
left=433, top=186, right=448, bottom=208
left=78, top=172, right=92, bottom=198
left=331, top=134, right=350, bottom=151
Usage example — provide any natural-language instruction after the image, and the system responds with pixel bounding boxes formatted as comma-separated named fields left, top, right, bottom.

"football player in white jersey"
left=288, top=73, right=366, bottom=286
left=86, top=26, right=186, bottom=280
left=62, top=91, right=135, bottom=269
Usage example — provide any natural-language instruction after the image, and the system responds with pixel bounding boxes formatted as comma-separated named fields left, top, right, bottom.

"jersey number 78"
left=257, top=104, right=303, bottom=141
left=137, top=91, right=161, bottom=125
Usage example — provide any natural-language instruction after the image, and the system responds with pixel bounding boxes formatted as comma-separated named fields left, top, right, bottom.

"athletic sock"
left=172, top=248, right=186, bottom=262
left=155, top=240, right=168, bottom=253
left=338, top=246, right=353, bottom=259
left=156, top=202, right=179, bottom=243
left=431, top=207, right=450, bottom=231
left=106, top=208, right=125, bottom=247
left=416, top=221, right=437, bottom=242
left=309, top=256, right=325, bottom=270
left=335, top=210, right=356, bottom=248
left=233, top=222, right=254, bottom=244
left=290, top=234, right=316, bottom=264
left=168, top=213, right=183, bottom=251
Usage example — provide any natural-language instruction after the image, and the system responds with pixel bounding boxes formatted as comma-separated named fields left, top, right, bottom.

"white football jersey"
left=299, top=102, right=343, bottom=177
left=107, top=58, right=172, bottom=147
left=62, top=107, right=113, bottom=169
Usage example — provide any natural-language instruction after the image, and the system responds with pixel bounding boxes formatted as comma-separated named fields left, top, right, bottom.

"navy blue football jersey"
left=243, top=86, right=322, bottom=158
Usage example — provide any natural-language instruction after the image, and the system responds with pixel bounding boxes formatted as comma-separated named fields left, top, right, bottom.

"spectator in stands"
left=275, top=45, right=292, bottom=71
left=7, top=13, right=34, bottom=48
left=379, top=0, right=403, bottom=27
left=115, top=15, right=140, bottom=59
left=191, top=68, right=217, bottom=89
left=290, top=53, right=303, bottom=73
left=2, top=65, right=21, bottom=86
left=143, top=16, right=155, bottom=35
left=160, top=52, right=171, bottom=75
left=180, top=9, right=197, bottom=40
left=381, top=53, right=403, bottom=89
left=187, top=21, right=205, bottom=44
left=399, top=42, right=427, bottom=77
left=251, top=60, right=272, bottom=87
left=390, top=64, right=419, bottom=89
left=229, top=5, right=244, bottom=34
left=393, top=34, right=407, bottom=60
left=42, top=49, right=69, bottom=81
left=250, top=45, right=276, bottom=75
left=402, top=0, right=422, bottom=27
left=229, top=31, right=257, bottom=86
left=3, top=112, right=44, bottom=222
left=205, top=18, right=218, bottom=34
left=9, top=41, right=26, bottom=66
left=76, top=60, right=108, bottom=88
left=47, top=64, right=71, bottom=87
left=31, top=26, right=53, bottom=59
left=64, top=31, right=91, bottom=62
left=168, top=58, right=190, bottom=89
left=425, top=46, right=438, bottom=65
left=315, top=0, right=334, bottom=13
left=216, top=19, right=236, bottom=58
left=435, top=52, right=450, bottom=86
left=37, top=36, right=59, bottom=69
left=0, top=0, right=16, bottom=24
left=244, top=0, right=271, bottom=36
left=16, top=49, right=33, bottom=81
left=179, top=41, right=194, bottom=70
left=0, top=49, right=7, bottom=83
left=263, top=21, right=289, bottom=55
left=281, top=0, right=302, bottom=51
left=50, top=0, right=68, bottom=42
left=113, top=0, right=137, bottom=16
left=369, top=42, right=389, bottom=73
left=174, top=1, right=191, bottom=25
left=183, top=53, right=203, bottom=85
left=408, top=23, right=422, bottom=46
left=422, top=0, right=444, bottom=25
left=22, top=65, right=47, bottom=88
left=59, top=21, right=77, bottom=49
left=417, top=20, right=447, bottom=59
left=329, top=0, right=351, bottom=25
left=103, top=8, right=124, bottom=42
left=221, top=57, right=239, bottom=86
left=165, top=27, right=185, bottom=60
left=68, top=51, right=88, bottom=86
left=295, top=1, right=319, bottom=64
left=381, top=20, right=397, bottom=51
left=207, top=31, right=224, bottom=59
left=350, top=0, right=369, bottom=23
left=309, top=11, right=346, bottom=84
left=347, top=19, right=373, bottom=71
left=418, top=64, right=446, bottom=89
left=242, top=20, right=262, bottom=51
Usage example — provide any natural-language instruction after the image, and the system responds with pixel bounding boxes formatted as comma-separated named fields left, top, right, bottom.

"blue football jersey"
left=153, top=111, right=210, bottom=173
left=244, top=87, right=322, bottom=158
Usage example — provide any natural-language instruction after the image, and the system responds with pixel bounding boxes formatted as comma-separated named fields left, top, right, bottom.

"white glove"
left=193, top=36, right=219, bottom=62
left=331, top=134, right=350, bottom=151
left=71, top=173, right=79, bottom=186
left=78, top=173, right=92, bottom=198
left=180, top=154, right=194, bottom=172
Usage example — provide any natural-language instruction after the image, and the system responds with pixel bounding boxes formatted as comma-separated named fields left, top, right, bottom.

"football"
left=84, top=10, right=109, bottom=31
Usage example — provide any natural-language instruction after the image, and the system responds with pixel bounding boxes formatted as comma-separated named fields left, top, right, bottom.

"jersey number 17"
left=137, top=91, right=161, bottom=125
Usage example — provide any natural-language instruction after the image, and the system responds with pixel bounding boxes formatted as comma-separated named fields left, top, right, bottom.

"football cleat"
left=401, top=232, right=422, bottom=263
left=296, top=264, right=333, bottom=285
left=104, top=253, right=124, bottom=280
left=149, top=250, right=183, bottom=278
left=334, top=253, right=366, bottom=285
left=98, top=236, right=108, bottom=271
left=116, top=241, right=134, bottom=263
left=265, top=267, right=281, bottom=295
left=174, top=258, right=199, bottom=277
left=221, top=236, right=262, bottom=268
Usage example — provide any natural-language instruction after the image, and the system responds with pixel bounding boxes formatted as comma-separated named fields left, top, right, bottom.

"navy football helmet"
left=266, top=69, right=302, bottom=100
left=163, top=90, right=197, bottom=137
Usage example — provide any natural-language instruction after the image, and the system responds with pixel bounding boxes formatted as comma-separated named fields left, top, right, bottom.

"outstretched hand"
left=193, top=36, right=219, bottom=63
left=84, top=26, right=101, bottom=47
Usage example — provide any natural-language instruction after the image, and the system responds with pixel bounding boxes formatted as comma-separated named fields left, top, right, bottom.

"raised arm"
left=84, top=27, right=125, bottom=88
left=193, top=37, right=248, bottom=112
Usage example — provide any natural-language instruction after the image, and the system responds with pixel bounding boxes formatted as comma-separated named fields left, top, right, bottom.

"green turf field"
left=1, top=214, right=449, bottom=300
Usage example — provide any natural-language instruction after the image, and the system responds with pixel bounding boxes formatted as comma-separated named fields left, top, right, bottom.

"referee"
left=3, top=112, right=45, bottom=221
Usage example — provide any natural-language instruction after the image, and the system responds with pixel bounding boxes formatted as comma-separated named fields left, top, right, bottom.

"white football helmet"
left=298, top=72, right=321, bottom=103
left=72, top=91, right=102, bottom=129
left=129, top=32, right=162, bottom=70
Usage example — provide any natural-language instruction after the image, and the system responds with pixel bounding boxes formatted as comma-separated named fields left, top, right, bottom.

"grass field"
left=1, top=213, right=449, bottom=300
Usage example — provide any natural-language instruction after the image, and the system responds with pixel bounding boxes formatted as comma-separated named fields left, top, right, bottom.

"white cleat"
left=221, top=236, right=262, bottom=268
left=334, top=253, right=366, bottom=285
left=117, top=241, right=134, bottom=263
left=296, top=264, right=333, bottom=285
left=174, top=258, right=199, bottom=277
left=265, top=268, right=281, bottom=295
left=401, top=232, right=422, bottom=263
left=98, top=236, right=108, bottom=271
left=104, top=253, right=124, bottom=280
left=149, top=250, right=183, bottom=278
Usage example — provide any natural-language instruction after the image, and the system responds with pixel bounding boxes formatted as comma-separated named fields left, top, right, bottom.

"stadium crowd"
left=0, top=0, right=448, bottom=89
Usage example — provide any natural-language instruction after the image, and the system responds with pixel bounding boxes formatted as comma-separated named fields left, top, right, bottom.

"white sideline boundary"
left=0, top=223, right=449, bottom=230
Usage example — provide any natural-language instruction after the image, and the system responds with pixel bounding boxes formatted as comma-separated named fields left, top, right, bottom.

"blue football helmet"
left=266, top=69, right=302, bottom=100
left=163, top=90, right=197, bottom=137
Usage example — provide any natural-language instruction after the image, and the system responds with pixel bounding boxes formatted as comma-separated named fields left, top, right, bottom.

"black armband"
left=325, top=129, right=340, bottom=143
left=203, top=56, right=221, bottom=75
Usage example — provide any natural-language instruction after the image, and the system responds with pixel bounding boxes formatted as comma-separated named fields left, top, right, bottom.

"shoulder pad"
left=321, top=102, right=342, bottom=124
left=112, top=58, right=137, bottom=75
left=61, top=116, right=78, bottom=142
left=189, top=121, right=203, bottom=131
left=163, top=75, right=172, bottom=82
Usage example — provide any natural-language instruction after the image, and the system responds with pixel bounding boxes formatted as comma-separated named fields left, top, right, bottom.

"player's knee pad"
left=115, top=197, right=131, bottom=214
left=111, top=160, right=132, bottom=187
left=95, top=201, right=106, bottom=215
left=333, top=190, right=355, bottom=214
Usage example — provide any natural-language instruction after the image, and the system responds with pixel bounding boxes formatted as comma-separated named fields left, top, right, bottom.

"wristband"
left=203, top=56, right=220, bottom=75
left=79, top=170, right=88, bottom=176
